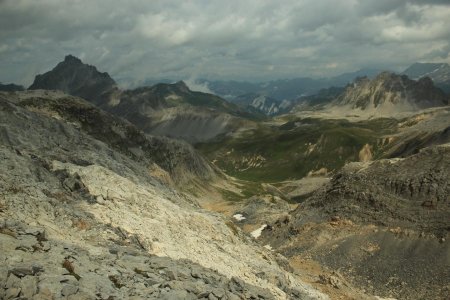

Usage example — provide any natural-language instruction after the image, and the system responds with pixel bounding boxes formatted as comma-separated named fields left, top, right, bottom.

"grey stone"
left=159, top=289, right=189, bottom=299
left=0, top=266, right=9, bottom=288
left=197, top=291, right=210, bottom=298
left=15, top=235, right=38, bottom=251
left=225, top=291, right=241, bottom=300
left=20, top=276, right=38, bottom=299
left=6, top=273, right=21, bottom=289
left=41, top=241, right=51, bottom=251
left=208, top=293, right=218, bottom=300
left=96, top=195, right=105, bottom=204
left=10, top=264, right=44, bottom=277
left=5, top=287, right=21, bottom=299
left=166, top=270, right=178, bottom=281
left=61, top=284, right=79, bottom=297
left=24, top=227, right=45, bottom=237
left=212, top=288, right=225, bottom=299
left=68, top=291, right=91, bottom=300
left=5, top=219, right=20, bottom=229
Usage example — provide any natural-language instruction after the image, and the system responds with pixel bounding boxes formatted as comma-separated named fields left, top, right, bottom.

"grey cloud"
left=425, top=43, right=450, bottom=60
left=0, top=0, right=449, bottom=86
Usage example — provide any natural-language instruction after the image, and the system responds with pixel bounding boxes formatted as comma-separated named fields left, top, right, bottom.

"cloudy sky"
left=1, top=0, right=450, bottom=87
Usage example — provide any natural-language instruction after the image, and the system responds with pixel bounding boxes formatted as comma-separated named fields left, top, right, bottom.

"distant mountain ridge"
left=233, top=93, right=292, bottom=116
left=0, top=82, right=25, bottom=92
left=332, top=72, right=448, bottom=113
left=28, top=55, right=258, bottom=143
left=402, top=62, right=450, bottom=81
left=402, top=62, right=450, bottom=94
left=292, top=86, right=345, bottom=111
left=198, top=68, right=382, bottom=102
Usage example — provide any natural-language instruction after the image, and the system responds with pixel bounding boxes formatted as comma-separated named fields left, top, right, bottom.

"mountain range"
left=28, top=55, right=260, bottom=143
left=1, top=54, right=449, bottom=299
left=192, top=68, right=382, bottom=101
left=201, top=64, right=450, bottom=116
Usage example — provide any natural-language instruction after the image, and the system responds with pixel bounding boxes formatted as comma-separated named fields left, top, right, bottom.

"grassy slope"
left=197, top=117, right=398, bottom=182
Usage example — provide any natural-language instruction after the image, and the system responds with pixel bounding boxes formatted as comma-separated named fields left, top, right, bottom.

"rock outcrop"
left=292, top=143, right=450, bottom=233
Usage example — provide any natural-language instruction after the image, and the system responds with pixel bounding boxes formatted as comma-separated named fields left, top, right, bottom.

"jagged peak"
left=63, top=54, right=83, bottom=64
left=334, top=70, right=448, bottom=111
left=28, top=54, right=116, bottom=105
left=174, top=80, right=190, bottom=91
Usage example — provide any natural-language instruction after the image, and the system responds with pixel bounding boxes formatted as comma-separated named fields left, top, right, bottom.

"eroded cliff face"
left=333, top=72, right=448, bottom=113
left=0, top=91, right=327, bottom=299
left=261, top=144, right=450, bottom=299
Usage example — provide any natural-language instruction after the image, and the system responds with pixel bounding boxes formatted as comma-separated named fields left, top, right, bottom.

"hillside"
left=261, top=143, right=450, bottom=299
left=197, top=117, right=398, bottom=182
left=0, top=90, right=326, bottom=299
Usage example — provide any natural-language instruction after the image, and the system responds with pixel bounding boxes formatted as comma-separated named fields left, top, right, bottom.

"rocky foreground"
left=0, top=91, right=327, bottom=299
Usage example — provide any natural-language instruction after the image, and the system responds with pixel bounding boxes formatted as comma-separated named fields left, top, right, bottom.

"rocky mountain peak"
left=174, top=80, right=189, bottom=92
left=63, top=54, right=83, bottom=64
left=334, top=72, right=448, bottom=112
left=402, top=62, right=450, bottom=94
left=29, top=55, right=117, bottom=106
left=351, top=76, right=370, bottom=86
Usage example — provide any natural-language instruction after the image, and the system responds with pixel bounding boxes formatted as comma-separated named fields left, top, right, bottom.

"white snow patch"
left=233, top=214, right=246, bottom=221
left=251, top=224, right=267, bottom=239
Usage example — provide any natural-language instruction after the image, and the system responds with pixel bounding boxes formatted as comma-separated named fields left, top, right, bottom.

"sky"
left=1, top=0, right=450, bottom=87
